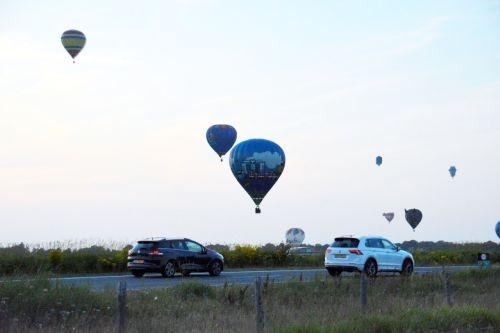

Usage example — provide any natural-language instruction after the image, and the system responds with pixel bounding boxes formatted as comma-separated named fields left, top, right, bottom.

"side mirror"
left=201, top=247, right=208, bottom=254
left=396, top=246, right=400, bottom=252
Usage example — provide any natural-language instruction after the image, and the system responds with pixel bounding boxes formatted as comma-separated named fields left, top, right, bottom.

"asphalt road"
left=51, top=265, right=480, bottom=291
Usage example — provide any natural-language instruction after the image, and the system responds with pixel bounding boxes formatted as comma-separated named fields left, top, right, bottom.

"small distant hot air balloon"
left=376, top=156, right=383, bottom=166
left=383, top=212, right=395, bottom=223
left=449, top=166, right=457, bottom=178
left=285, top=228, right=305, bottom=246
left=229, top=139, right=285, bottom=213
left=206, top=125, right=237, bottom=161
left=61, top=30, right=86, bottom=63
left=496, top=221, right=500, bottom=238
left=405, top=209, right=422, bottom=231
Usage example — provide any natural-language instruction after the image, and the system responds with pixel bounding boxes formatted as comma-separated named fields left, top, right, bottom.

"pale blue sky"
left=1, top=1, right=499, bottom=245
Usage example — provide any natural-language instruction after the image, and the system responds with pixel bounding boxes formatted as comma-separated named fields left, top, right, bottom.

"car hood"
left=208, top=249, right=224, bottom=260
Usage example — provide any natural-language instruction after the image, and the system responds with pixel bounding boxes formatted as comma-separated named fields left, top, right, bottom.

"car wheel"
left=161, top=261, right=177, bottom=278
left=364, top=259, right=378, bottom=277
left=400, top=259, right=414, bottom=276
left=131, top=270, right=144, bottom=278
left=181, top=270, right=191, bottom=277
left=327, top=267, right=342, bottom=277
left=209, top=260, right=222, bottom=276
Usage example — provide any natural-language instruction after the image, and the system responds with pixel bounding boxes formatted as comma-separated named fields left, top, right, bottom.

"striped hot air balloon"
left=61, top=30, right=86, bottom=62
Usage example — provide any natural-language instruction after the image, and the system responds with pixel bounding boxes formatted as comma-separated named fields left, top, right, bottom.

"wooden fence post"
left=255, top=277, right=264, bottom=333
left=442, top=266, right=452, bottom=306
left=360, top=273, right=367, bottom=309
left=118, top=280, right=127, bottom=333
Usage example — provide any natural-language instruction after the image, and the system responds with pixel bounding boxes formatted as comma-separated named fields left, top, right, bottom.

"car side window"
left=171, top=240, right=185, bottom=250
left=365, top=239, right=384, bottom=248
left=185, top=241, right=203, bottom=253
left=158, top=241, right=171, bottom=248
left=381, top=239, right=397, bottom=251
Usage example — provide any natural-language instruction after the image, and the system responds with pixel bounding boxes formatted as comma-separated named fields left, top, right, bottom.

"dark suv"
left=127, top=238, right=224, bottom=278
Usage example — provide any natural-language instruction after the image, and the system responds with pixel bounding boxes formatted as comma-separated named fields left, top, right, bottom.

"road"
left=51, top=265, right=480, bottom=291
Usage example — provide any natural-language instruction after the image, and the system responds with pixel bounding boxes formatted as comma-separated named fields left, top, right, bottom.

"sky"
left=1, top=0, right=499, bottom=246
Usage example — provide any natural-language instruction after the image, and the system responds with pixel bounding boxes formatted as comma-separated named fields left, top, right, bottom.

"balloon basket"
left=255, top=207, right=261, bottom=214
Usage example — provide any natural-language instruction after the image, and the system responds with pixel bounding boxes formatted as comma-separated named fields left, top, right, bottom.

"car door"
left=170, top=239, right=189, bottom=269
left=381, top=239, right=403, bottom=270
left=365, top=238, right=388, bottom=270
left=184, top=240, right=209, bottom=270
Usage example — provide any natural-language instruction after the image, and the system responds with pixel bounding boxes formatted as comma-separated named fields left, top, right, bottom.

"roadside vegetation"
left=0, top=269, right=498, bottom=332
left=0, top=241, right=498, bottom=276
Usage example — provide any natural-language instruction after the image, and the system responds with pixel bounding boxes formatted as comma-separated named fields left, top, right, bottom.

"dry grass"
left=0, top=269, right=499, bottom=332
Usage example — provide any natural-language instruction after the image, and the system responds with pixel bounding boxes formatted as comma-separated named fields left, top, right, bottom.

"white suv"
left=324, top=236, right=414, bottom=277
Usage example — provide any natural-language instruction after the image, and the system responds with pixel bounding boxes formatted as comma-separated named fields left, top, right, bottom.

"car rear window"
left=133, top=241, right=158, bottom=251
left=331, top=238, right=359, bottom=248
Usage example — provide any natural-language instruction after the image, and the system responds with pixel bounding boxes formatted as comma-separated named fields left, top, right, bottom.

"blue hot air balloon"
left=405, top=209, right=422, bottom=231
left=449, top=166, right=457, bottom=178
left=229, top=139, right=285, bottom=213
left=206, top=125, right=237, bottom=161
left=376, top=156, right=383, bottom=166
left=496, top=221, right=500, bottom=238
left=61, top=30, right=86, bottom=63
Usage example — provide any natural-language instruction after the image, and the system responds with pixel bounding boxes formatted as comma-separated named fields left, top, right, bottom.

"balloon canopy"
left=449, top=166, right=457, bottom=178
left=61, top=30, right=86, bottom=61
left=376, top=156, right=383, bottom=166
left=383, top=212, right=395, bottom=223
left=286, top=228, right=305, bottom=246
left=206, top=125, right=237, bottom=161
left=405, top=209, right=422, bottom=231
left=229, top=139, right=285, bottom=213
left=496, top=221, right=500, bottom=238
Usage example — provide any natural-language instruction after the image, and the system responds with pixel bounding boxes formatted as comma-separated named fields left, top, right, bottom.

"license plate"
left=334, top=254, right=347, bottom=258
left=133, top=259, right=144, bottom=264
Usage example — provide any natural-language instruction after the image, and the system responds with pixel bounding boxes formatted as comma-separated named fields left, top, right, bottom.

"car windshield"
left=331, top=238, right=359, bottom=248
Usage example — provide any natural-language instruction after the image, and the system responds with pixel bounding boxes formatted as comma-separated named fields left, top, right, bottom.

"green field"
left=0, top=269, right=498, bottom=332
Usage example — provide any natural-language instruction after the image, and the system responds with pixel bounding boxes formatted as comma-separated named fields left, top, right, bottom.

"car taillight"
left=150, top=249, right=163, bottom=256
left=325, top=248, right=332, bottom=255
left=349, top=249, right=363, bottom=255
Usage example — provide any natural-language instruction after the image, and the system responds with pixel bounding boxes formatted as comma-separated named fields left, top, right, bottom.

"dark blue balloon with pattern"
left=229, top=139, right=285, bottom=212
left=496, top=221, right=500, bottom=238
left=376, top=156, right=383, bottom=166
left=206, top=125, right=237, bottom=160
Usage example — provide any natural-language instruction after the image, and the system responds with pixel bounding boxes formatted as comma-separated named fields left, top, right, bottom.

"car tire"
left=181, top=270, right=191, bottom=277
left=400, top=259, right=414, bottom=276
left=364, top=259, right=378, bottom=278
left=327, top=267, right=342, bottom=277
left=131, top=270, right=145, bottom=278
left=209, top=260, right=222, bottom=276
left=161, top=261, right=177, bottom=278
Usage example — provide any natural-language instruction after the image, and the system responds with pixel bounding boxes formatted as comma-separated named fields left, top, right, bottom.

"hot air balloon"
left=229, top=139, right=285, bottom=213
left=449, top=166, right=457, bottom=178
left=405, top=209, right=422, bottom=231
left=496, top=221, right=500, bottom=238
left=383, top=212, right=395, bottom=223
left=206, top=125, right=237, bottom=161
left=61, top=30, right=86, bottom=62
left=376, top=156, right=383, bottom=166
left=285, top=228, right=305, bottom=246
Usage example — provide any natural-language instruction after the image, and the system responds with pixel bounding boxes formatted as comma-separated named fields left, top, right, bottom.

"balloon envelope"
left=206, top=125, right=237, bottom=160
left=496, top=221, right=500, bottom=238
left=405, top=209, right=422, bottom=230
left=449, top=166, right=457, bottom=178
left=229, top=139, right=285, bottom=212
left=286, top=228, right=305, bottom=246
left=376, top=156, right=383, bottom=166
left=383, top=212, right=395, bottom=222
left=61, top=30, right=86, bottom=59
